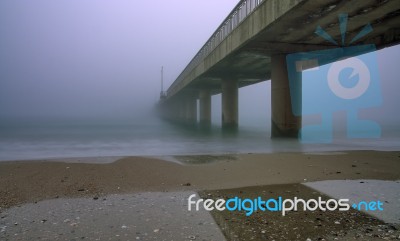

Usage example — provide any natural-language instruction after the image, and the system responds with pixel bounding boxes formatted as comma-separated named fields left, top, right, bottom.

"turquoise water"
left=0, top=117, right=399, bottom=161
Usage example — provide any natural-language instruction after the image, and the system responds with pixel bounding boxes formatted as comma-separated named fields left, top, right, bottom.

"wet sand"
left=1, top=151, right=400, bottom=240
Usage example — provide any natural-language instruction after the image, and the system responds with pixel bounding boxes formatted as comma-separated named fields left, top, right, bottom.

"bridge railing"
left=167, top=0, right=265, bottom=97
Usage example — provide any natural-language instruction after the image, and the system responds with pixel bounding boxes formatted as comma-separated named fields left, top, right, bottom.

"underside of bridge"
left=158, top=0, right=400, bottom=137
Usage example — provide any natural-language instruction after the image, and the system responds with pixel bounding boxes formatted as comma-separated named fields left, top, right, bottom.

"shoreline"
left=0, top=148, right=398, bottom=164
left=1, top=146, right=400, bottom=164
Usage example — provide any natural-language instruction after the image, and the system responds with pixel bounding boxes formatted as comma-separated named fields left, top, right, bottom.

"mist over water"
left=1, top=110, right=399, bottom=161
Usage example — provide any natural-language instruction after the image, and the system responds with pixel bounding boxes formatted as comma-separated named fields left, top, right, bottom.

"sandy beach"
left=1, top=151, right=400, bottom=240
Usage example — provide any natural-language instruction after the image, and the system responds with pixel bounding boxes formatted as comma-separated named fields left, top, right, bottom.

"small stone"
left=41, top=219, right=47, bottom=223
left=13, top=222, right=18, bottom=226
left=182, top=183, right=191, bottom=186
left=153, top=229, right=159, bottom=233
left=261, top=230, right=266, bottom=234
left=334, top=221, right=340, bottom=225
left=306, top=238, right=312, bottom=241
left=121, top=225, right=127, bottom=229
left=188, top=235, right=196, bottom=240
left=77, top=189, right=85, bottom=192
left=63, top=219, right=70, bottom=223
left=93, top=196, right=98, bottom=200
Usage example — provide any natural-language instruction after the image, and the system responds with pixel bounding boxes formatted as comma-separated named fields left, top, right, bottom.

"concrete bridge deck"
left=158, top=0, right=400, bottom=136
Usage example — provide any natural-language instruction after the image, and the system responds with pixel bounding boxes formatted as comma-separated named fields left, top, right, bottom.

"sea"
left=0, top=116, right=399, bottom=161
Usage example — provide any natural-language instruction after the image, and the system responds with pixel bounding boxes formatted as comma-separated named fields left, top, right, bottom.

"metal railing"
left=167, top=0, right=265, bottom=97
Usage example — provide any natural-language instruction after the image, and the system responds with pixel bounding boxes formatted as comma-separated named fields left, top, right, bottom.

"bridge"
left=157, top=0, right=400, bottom=137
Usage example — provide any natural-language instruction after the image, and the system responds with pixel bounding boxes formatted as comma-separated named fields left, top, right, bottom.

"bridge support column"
left=199, top=89, right=211, bottom=127
left=184, top=93, right=197, bottom=124
left=271, top=55, right=301, bottom=138
left=222, top=79, right=238, bottom=130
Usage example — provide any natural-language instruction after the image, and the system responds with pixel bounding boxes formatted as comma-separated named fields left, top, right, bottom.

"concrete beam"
left=271, top=55, right=301, bottom=138
left=221, top=78, right=238, bottom=130
left=199, top=89, right=211, bottom=127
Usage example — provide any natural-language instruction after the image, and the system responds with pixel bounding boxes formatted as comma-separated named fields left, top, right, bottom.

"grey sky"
left=0, top=0, right=399, bottom=127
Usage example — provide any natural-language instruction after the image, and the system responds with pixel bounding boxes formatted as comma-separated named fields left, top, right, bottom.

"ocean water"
left=0, top=117, right=399, bottom=161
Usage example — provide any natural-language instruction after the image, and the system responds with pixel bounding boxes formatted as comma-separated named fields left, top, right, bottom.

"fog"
left=1, top=0, right=399, bottom=129
left=0, top=0, right=239, bottom=123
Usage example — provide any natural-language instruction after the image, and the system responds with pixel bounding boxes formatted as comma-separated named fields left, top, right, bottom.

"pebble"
left=334, top=221, right=340, bottom=225
left=0, top=225, right=7, bottom=233
left=153, top=229, right=159, bottom=233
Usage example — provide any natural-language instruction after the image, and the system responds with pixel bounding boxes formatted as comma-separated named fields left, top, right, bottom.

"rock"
left=188, top=235, right=196, bottom=240
left=153, top=229, right=159, bottom=233
left=182, top=183, right=191, bottom=186
left=334, top=221, right=340, bottom=225
left=93, top=196, right=98, bottom=200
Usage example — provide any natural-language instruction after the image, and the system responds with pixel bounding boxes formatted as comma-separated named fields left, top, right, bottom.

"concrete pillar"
left=221, top=78, right=238, bottom=130
left=271, top=55, right=301, bottom=138
left=185, top=93, right=197, bottom=124
left=199, top=89, right=211, bottom=126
